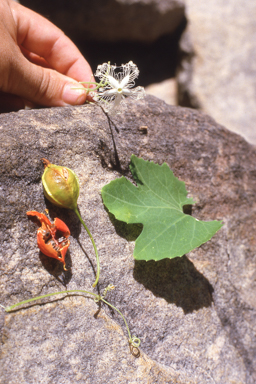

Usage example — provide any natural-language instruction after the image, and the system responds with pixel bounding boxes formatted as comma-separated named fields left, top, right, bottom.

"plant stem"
left=4, top=289, right=140, bottom=348
left=73, top=78, right=108, bottom=93
left=74, top=207, right=100, bottom=288
left=101, top=298, right=140, bottom=347
left=5, top=290, right=98, bottom=312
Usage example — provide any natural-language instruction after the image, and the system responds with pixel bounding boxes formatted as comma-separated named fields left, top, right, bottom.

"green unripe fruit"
left=42, top=159, right=79, bottom=210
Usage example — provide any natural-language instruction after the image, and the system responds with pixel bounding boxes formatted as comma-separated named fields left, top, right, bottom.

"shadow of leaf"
left=106, top=211, right=213, bottom=314
left=133, top=256, right=214, bottom=314
left=107, top=211, right=143, bottom=241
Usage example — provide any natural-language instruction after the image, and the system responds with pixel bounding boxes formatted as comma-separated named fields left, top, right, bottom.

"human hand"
left=0, top=0, right=94, bottom=112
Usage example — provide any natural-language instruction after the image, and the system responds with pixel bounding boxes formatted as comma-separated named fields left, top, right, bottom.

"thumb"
left=8, top=55, right=90, bottom=107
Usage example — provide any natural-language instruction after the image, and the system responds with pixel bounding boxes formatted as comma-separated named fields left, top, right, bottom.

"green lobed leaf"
left=101, top=155, right=223, bottom=261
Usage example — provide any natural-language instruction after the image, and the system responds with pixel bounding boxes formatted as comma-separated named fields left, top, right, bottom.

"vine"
left=1, top=62, right=222, bottom=360
left=1, top=61, right=145, bottom=355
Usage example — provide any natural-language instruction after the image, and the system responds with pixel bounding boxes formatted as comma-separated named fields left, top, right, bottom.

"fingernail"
left=62, top=83, right=86, bottom=105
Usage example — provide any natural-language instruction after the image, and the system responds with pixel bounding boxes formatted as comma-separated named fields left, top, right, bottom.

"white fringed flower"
left=95, top=61, right=145, bottom=114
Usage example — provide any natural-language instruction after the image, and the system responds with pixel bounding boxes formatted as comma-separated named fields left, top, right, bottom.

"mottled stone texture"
left=20, top=0, right=185, bottom=42
left=178, top=0, right=256, bottom=145
left=0, top=96, right=256, bottom=383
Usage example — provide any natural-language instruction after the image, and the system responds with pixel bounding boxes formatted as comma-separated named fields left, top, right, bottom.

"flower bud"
left=41, top=159, right=79, bottom=210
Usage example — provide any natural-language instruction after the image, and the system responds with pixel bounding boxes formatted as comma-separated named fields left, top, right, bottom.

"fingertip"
left=62, top=83, right=87, bottom=105
left=62, top=82, right=95, bottom=105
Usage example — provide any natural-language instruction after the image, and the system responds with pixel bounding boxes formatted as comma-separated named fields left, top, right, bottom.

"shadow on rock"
left=109, top=213, right=213, bottom=314
left=45, top=199, right=82, bottom=240
left=39, top=251, right=72, bottom=286
left=107, top=212, right=143, bottom=241
left=133, top=256, right=214, bottom=314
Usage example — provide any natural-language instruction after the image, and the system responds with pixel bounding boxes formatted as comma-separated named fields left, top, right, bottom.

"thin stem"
left=74, top=66, right=111, bottom=94
left=5, top=290, right=98, bottom=312
left=72, top=81, right=98, bottom=92
left=79, top=81, right=97, bottom=85
left=101, top=298, right=140, bottom=348
left=101, top=298, right=131, bottom=340
left=74, top=207, right=100, bottom=287
left=3, top=288, right=140, bottom=349
left=73, top=78, right=108, bottom=92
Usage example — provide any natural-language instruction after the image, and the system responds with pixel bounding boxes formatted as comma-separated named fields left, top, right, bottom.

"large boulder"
left=177, top=0, right=256, bottom=145
left=0, top=96, right=256, bottom=383
left=20, top=0, right=185, bottom=43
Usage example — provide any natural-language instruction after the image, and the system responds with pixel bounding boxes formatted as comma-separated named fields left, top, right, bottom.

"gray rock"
left=145, top=78, right=177, bottom=105
left=0, top=96, right=256, bottom=383
left=177, top=0, right=256, bottom=145
left=20, top=0, right=185, bottom=42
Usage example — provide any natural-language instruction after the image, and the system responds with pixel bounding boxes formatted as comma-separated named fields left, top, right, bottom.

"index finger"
left=11, top=1, right=94, bottom=83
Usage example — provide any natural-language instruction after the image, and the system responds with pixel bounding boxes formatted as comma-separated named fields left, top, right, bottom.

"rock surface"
left=20, top=0, right=185, bottom=43
left=145, top=78, right=177, bottom=105
left=1, top=96, right=256, bottom=383
left=178, top=0, right=256, bottom=145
